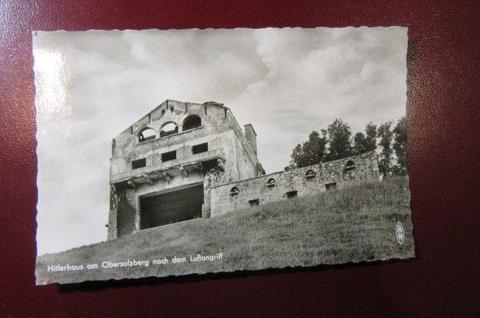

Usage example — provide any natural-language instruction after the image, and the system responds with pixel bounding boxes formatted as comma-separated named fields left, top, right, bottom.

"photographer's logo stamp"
left=395, top=221, right=405, bottom=245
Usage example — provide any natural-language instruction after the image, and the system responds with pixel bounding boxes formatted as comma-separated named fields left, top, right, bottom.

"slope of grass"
left=36, top=177, right=414, bottom=284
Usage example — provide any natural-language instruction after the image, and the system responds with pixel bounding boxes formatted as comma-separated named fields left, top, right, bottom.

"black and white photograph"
left=34, top=27, right=414, bottom=285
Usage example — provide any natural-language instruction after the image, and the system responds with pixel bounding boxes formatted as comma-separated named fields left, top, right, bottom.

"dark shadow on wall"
left=117, top=197, right=136, bottom=238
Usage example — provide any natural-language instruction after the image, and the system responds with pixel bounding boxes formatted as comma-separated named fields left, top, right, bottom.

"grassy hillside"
left=36, top=177, right=414, bottom=284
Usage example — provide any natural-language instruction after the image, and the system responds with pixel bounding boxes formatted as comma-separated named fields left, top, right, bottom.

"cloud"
left=34, top=27, right=407, bottom=254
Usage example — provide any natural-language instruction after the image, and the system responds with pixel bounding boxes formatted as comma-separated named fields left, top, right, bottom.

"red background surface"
left=1, top=1, right=480, bottom=317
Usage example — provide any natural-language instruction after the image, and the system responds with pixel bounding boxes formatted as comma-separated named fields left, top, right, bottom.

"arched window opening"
left=183, top=115, right=202, bottom=131
left=266, top=178, right=276, bottom=188
left=160, top=122, right=178, bottom=137
left=344, top=160, right=355, bottom=172
left=138, top=128, right=156, bottom=142
left=305, top=170, right=316, bottom=179
left=343, top=160, right=356, bottom=180
left=230, top=187, right=239, bottom=196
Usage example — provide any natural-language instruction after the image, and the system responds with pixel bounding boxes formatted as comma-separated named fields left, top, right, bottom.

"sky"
left=34, top=27, right=407, bottom=254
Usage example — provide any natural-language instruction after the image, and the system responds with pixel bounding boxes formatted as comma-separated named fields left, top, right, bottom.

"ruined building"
left=108, top=100, right=380, bottom=240
left=108, top=100, right=264, bottom=239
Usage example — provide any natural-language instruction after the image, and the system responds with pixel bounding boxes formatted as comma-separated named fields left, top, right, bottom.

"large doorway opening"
left=140, top=184, right=204, bottom=229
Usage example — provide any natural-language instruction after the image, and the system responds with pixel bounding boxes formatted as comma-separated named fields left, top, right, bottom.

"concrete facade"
left=108, top=99, right=380, bottom=240
left=108, top=100, right=264, bottom=240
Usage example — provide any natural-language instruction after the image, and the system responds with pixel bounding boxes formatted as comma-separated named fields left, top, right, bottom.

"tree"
left=392, top=116, right=408, bottom=176
left=353, top=122, right=377, bottom=155
left=365, top=122, right=377, bottom=152
left=290, top=130, right=327, bottom=168
left=377, top=121, right=393, bottom=178
left=326, top=119, right=352, bottom=160
left=290, top=144, right=307, bottom=168
left=353, top=132, right=368, bottom=155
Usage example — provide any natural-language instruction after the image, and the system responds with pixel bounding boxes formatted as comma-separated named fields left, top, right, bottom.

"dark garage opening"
left=140, top=184, right=204, bottom=229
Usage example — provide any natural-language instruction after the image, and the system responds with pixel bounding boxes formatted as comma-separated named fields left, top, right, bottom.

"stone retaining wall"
left=209, top=152, right=380, bottom=217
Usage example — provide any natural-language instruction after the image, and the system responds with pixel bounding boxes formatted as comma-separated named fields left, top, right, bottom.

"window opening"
left=161, top=151, right=176, bottom=162
left=305, top=170, right=316, bottom=179
left=138, top=128, right=156, bottom=142
left=132, top=158, right=146, bottom=169
left=266, top=178, right=276, bottom=188
left=230, top=187, right=239, bottom=196
left=325, top=182, right=337, bottom=190
left=286, top=191, right=298, bottom=198
left=183, top=115, right=202, bottom=131
left=344, top=160, right=355, bottom=172
left=249, top=199, right=259, bottom=206
left=192, top=143, right=208, bottom=154
left=160, top=122, right=178, bottom=137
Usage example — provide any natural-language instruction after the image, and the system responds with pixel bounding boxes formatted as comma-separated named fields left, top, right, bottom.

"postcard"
left=34, top=27, right=414, bottom=284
